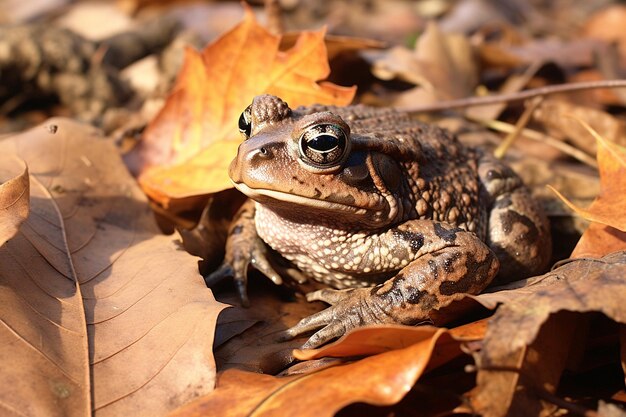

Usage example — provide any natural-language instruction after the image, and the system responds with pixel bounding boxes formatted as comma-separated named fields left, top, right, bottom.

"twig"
left=406, top=79, right=626, bottom=113
left=494, top=96, right=544, bottom=159
left=264, top=0, right=284, bottom=35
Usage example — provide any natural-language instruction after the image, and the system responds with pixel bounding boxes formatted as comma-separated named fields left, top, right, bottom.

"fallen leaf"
left=570, top=70, right=626, bottom=109
left=534, top=98, right=626, bottom=156
left=571, top=222, right=626, bottom=258
left=465, top=60, right=543, bottom=121
left=0, top=119, right=226, bottom=416
left=478, top=38, right=601, bottom=70
left=279, top=33, right=386, bottom=61
left=213, top=278, right=325, bottom=374
left=473, top=251, right=626, bottom=417
left=293, top=324, right=480, bottom=362
left=0, top=151, right=90, bottom=416
left=368, top=21, right=478, bottom=108
left=549, top=120, right=626, bottom=228
left=170, top=327, right=462, bottom=417
left=128, top=5, right=355, bottom=207
left=0, top=156, right=29, bottom=244
left=583, top=4, right=626, bottom=68
left=213, top=276, right=486, bottom=375
left=549, top=120, right=626, bottom=257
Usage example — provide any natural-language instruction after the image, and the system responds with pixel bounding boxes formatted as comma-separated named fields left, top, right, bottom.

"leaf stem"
left=494, top=96, right=544, bottom=159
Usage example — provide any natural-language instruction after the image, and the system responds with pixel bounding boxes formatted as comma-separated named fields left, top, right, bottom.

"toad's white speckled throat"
left=254, top=203, right=398, bottom=288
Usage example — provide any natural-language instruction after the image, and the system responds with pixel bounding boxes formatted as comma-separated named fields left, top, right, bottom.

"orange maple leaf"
left=129, top=6, right=356, bottom=208
left=549, top=119, right=626, bottom=257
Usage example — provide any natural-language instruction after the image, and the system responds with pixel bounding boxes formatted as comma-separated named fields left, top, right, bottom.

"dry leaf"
left=549, top=120, right=626, bottom=257
left=280, top=33, right=386, bottom=61
left=583, top=4, right=626, bottom=68
left=0, top=150, right=90, bottom=416
left=178, top=189, right=246, bottom=275
left=170, top=327, right=462, bottom=417
left=479, top=38, right=600, bottom=70
left=534, top=98, right=626, bottom=155
left=571, top=222, right=626, bottom=258
left=213, top=278, right=485, bottom=375
left=213, top=279, right=325, bottom=374
left=473, top=251, right=626, bottom=417
left=368, top=21, right=477, bottom=108
left=0, top=156, right=29, bottom=244
left=0, top=119, right=226, bottom=416
left=128, top=5, right=355, bottom=208
left=465, top=61, right=542, bottom=121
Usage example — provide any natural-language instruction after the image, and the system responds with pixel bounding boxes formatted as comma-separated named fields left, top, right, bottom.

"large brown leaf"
left=473, top=251, right=626, bottom=417
left=0, top=152, right=90, bottom=416
left=0, top=119, right=226, bottom=416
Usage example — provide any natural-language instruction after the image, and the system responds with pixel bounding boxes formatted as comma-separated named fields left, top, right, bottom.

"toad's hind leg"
left=282, top=221, right=500, bottom=348
left=478, top=156, right=552, bottom=283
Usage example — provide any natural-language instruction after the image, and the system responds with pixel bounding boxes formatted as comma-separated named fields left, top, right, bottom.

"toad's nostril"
left=260, top=147, right=268, bottom=156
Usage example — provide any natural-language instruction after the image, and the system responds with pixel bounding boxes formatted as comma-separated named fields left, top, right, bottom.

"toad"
left=207, top=94, right=551, bottom=348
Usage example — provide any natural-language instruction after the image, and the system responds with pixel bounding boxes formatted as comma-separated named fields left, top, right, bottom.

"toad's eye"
left=238, top=105, right=252, bottom=139
left=299, top=124, right=348, bottom=167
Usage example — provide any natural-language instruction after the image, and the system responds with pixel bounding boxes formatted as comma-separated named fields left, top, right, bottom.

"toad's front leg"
left=283, top=220, right=499, bottom=348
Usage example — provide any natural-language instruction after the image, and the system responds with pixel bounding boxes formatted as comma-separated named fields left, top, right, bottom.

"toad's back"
left=299, top=103, right=488, bottom=240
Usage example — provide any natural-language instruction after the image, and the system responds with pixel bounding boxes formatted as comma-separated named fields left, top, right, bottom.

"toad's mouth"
left=233, top=181, right=380, bottom=214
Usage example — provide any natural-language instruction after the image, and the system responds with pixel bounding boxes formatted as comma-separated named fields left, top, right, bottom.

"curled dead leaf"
left=550, top=119, right=626, bottom=231
left=171, top=327, right=463, bottom=417
left=0, top=151, right=90, bottom=416
left=474, top=251, right=626, bottom=417
left=549, top=119, right=626, bottom=258
left=0, top=119, right=226, bottom=416
left=0, top=156, right=29, bottom=244
left=570, top=222, right=626, bottom=258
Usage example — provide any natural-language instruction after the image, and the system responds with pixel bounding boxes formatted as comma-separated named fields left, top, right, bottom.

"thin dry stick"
left=470, top=117, right=598, bottom=168
left=264, top=0, right=284, bottom=35
left=406, top=79, right=626, bottom=114
left=494, top=96, right=544, bottom=159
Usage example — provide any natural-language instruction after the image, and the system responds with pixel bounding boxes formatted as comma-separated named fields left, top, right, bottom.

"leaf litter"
left=4, top=1, right=626, bottom=417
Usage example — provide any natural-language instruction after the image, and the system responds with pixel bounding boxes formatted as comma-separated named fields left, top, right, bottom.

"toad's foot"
left=279, top=287, right=399, bottom=349
left=205, top=235, right=284, bottom=307
left=204, top=199, right=306, bottom=306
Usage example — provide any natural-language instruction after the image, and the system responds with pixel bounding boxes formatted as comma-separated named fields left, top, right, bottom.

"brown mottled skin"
left=206, top=94, right=551, bottom=348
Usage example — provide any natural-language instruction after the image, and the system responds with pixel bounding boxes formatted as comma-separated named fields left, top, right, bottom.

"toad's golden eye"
left=238, top=105, right=252, bottom=139
left=299, top=124, right=348, bottom=167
